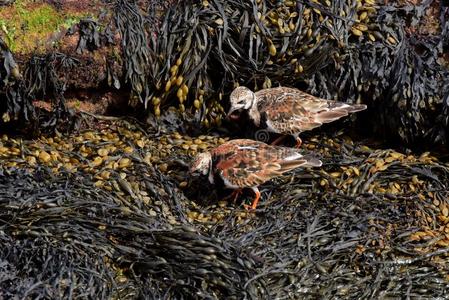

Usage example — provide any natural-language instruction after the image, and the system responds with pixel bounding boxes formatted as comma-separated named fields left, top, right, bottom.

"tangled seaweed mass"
left=0, top=117, right=449, bottom=298
left=0, top=38, right=76, bottom=135
left=0, top=0, right=448, bottom=146
left=1, top=1, right=449, bottom=298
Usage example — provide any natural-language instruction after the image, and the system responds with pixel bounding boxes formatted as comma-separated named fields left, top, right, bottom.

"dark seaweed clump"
left=1, top=119, right=449, bottom=298
left=112, top=0, right=449, bottom=146
left=0, top=165, right=262, bottom=299
left=1, top=0, right=449, bottom=146
left=0, top=37, right=77, bottom=135
left=308, top=1, right=449, bottom=146
left=0, top=38, right=35, bottom=131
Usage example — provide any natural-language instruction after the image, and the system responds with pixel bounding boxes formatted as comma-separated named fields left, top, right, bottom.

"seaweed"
left=1, top=118, right=449, bottom=298
left=134, top=0, right=448, bottom=146
left=308, top=0, right=449, bottom=145
left=0, top=37, right=37, bottom=132
left=0, top=37, right=77, bottom=135
left=23, top=53, right=77, bottom=133
left=0, top=163, right=262, bottom=298
left=143, top=0, right=340, bottom=125
left=2, top=0, right=448, bottom=146
left=114, top=0, right=151, bottom=108
left=76, top=18, right=102, bottom=54
left=0, top=0, right=14, bottom=7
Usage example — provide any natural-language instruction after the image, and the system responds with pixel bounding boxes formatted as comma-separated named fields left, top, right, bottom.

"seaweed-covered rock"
left=1, top=118, right=449, bottom=298
left=1, top=0, right=448, bottom=148
left=145, top=0, right=449, bottom=146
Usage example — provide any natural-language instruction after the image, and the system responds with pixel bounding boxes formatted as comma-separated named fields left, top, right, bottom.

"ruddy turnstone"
left=190, top=139, right=322, bottom=209
left=227, top=86, right=367, bottom=147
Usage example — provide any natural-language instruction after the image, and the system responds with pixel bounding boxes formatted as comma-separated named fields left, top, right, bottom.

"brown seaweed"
left=1, top=0, right=448, bottom=147
left=0, top=37, right=77, bottom=135
left=1, top=118, right=449, bottom=298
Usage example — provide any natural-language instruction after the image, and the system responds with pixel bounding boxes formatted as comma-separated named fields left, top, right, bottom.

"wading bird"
left=227, top=86, right=367, bottom=147
left=190, top=139, right=322, bottom=209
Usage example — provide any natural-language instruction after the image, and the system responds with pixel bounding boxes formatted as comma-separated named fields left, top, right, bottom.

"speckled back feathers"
left=228, top=86, right=367, bottom=137
left=202, top=139, right=322, bottom=189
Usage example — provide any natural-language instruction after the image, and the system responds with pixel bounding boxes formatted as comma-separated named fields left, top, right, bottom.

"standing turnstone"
left=226, top=86, right=367, bottom=147
left=190, top=139, right=322, bottom=209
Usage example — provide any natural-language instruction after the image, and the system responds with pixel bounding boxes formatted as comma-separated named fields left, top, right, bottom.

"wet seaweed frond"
left=0, top=37, right=37, bottom=132
left=24, top=52, right=78, bottom=133
left=308, top=1, right=449, bottom=145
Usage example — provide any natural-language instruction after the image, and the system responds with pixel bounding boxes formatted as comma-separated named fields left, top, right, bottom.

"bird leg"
left=244, top=188, right=261, bottom=210
left=230, top=189, right=242, bottom=203
left=271, top=135, right=302, bottom=148
left=224, top=189, right=242, bottom=203
left=295, top=137, right=303, bottom=148
left=270, top=135, right=287, bottom=146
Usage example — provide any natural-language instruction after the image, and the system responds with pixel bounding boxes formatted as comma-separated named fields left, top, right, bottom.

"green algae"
left=0, top=0, right=84, bottom=53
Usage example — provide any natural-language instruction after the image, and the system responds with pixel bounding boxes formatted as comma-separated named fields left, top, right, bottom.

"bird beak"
left=226, top=107, right=235, bottom=118
left=226, top=107, right=240, bottom=120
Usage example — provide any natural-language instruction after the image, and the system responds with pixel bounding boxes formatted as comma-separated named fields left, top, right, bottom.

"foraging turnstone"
left=190, top=139, right=322, bottom=209
left=227, top=86, right=367, bottom=147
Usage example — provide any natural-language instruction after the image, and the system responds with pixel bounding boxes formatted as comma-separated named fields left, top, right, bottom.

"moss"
left=0, top=0, right=86, bottom=53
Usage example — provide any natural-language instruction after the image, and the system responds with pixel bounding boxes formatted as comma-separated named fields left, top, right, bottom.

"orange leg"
left=223, top=189, right=242, bottom=203
left=243, top=188, right=261, bottom=210
left=230, top=189, right=243, bottom=203
left=272, top=135, right=302, bottom=148
left=270, top=135, right=287, bottom=146
left=295, top=137, right=303, bottom=148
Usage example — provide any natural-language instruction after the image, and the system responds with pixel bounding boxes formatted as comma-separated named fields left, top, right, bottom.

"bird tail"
left=317, top=103, right=367, bottom=124
left=345, top=104, right=367, bottom=113
left=301, top=154, right=322, bottom=167
left=276, top=154, right=322, bottom=174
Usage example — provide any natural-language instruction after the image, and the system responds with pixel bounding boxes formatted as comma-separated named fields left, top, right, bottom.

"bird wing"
left=213, top=139, right=321, bottom=188
left=256, top=87, right=367, bottom=134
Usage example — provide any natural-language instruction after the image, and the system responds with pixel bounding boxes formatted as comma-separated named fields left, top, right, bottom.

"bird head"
left=189, top=152, right=212, bottom=176
left=226, top=86, right=256, bottom=119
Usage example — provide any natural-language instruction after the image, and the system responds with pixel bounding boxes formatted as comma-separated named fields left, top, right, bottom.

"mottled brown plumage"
left=190, top=139, right=322, bottom=209
left=227, top=86, right=367, bottom=146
